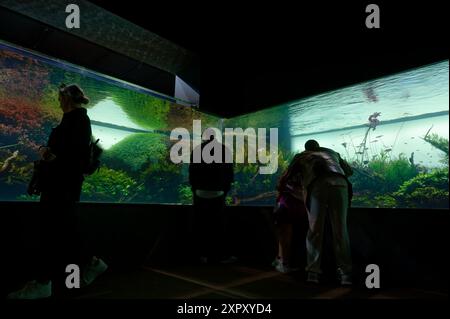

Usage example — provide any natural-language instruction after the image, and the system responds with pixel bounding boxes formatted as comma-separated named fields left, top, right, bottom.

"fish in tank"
left=0, top=39, right=449, bottom=209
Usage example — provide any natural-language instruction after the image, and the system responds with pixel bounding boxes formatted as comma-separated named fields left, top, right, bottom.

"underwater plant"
left=393, top=167, right=449, bottom=208
left=138, top=155, right=186, bottom=204
left=0, top=49, right=50, bottom=103
left=178, top=184, right=193, bottom=204
left=422, top=132, right=449, bottom=164
left=0, top=97, right=57, bottom=158
left=349, top=150, right=422, bottom=208
left=230, top=147, right=295, bottom=205
left=111, top=90, right=170, bottom=131
left=16, top=194, right=40, bottom=201
left=102, top=133, right=168, bottom=175
left=223, top=105, right=287, bottom=131
left=350, top=152, right=419, bottom=195
left=81, top=167, right=143, bottom=202
left=166, top=104, right=220, bottom=132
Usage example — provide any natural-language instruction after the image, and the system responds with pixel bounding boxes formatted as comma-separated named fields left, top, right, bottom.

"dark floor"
left=50, top=263, right=448, bottom=300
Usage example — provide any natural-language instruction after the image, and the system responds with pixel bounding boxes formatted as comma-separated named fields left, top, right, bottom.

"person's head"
left=58, top=83, right=89, bottom=112
left=305, top=139, right=320, bottom=151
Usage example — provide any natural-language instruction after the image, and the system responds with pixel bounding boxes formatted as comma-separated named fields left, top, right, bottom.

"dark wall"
left=1, top=202, right=448, bottom=295
left=0, top=6, right=177, bottom=98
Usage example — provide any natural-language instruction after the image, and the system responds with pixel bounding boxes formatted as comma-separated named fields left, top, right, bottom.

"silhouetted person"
left=8, top=84, right=107, bottom=299
left=189, top=134, right=234, bottom=264
left=272, top=154, right=308, bottom=273
left=297, top=139, right=353, bottom=285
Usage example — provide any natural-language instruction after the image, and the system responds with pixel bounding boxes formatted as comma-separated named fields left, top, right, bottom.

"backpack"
left=84, top=138, right=103, bottom=175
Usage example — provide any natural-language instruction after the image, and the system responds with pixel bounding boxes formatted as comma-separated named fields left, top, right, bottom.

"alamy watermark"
left=65, top=4, right=80, bottom=29
left=65, top=264, right=80, bottom=289
left=65, top=4, right=380, bottom=31
left=169, top=120, right=279, bottom=175
left=365, top=4, right=380, bottom=29
left=365, top=264, right=381, bottom=289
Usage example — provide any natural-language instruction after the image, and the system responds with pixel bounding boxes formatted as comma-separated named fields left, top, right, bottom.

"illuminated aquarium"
left=0, top=40, right=220, bottom=204
left=0, top=39, right=448, bottom=208
left=225, top=60, right=449, bottom=208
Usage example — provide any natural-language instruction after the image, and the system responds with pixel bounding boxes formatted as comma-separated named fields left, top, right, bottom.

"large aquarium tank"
left=0, top=40, right=220, bottom=204
left=0, top=39, right=448, bottom=208
left=225, top=60, right=449, bottom=209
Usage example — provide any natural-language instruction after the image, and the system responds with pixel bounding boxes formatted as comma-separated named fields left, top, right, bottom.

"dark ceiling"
left=2, top=1, right=448, bottom=118
left=87, top=1, right=448, bottom=118
left=0, top=5, right=176, bottom=98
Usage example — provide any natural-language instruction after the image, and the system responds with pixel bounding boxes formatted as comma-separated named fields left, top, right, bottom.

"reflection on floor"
left=52, top=264, right=448, bottom=299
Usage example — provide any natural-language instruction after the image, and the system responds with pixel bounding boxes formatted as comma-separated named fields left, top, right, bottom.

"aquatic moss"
left=230, top=148, right=295, bottom=205
left=102, top=133, right=167, bottom=174
left=81, top=167, right=143, bottom=202
left=423, top=133, right=449, bottom=164
left=111, top=90, right=170, bottom=130
left=178, top=184, right=193, bottom=204
left=393, top=167, right=449, bottom=208
left=224, top=105, right=287, bottom=129
left=61, top=72, right=107, bottom=107
left=350, top=153, right=419, bottom=195
left=139, top=156, right=186, bottom=203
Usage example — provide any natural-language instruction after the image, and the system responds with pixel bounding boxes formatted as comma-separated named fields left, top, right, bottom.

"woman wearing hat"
left=8, top=84, right=107, bottom=299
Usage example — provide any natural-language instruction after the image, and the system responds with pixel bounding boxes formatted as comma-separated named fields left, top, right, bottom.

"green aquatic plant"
left=102, top=133, right=167, bottom=174
left=373, top=195, right=397, bottom=208
left=350, top=152, right=419, bottom=195
left=423, top=133, right=449, bottom=164
left=139, top=156, right=186, bottom=204
left=178, top=184, right=193, bottom=204
left=230, top=148, right=295, bottom=205
left=16, top=194, right=40, bottom=201
left=81, top=167, right=143, bottom=202
left=349, top=150, right=422, bottom=208
left=39, top=85, right=63, bottom=120
left=223, top=105, right=287, bottom=130
left=111, top=90, right=170, bottom=130
left=393, top=167, right=449, bottom=208
left=350, top=194, right=397, bottom=208
left=61, top=72, right=106, bottom=107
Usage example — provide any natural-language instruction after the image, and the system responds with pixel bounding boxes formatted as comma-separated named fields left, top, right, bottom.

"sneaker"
left=7, top=280, right=52, bottom=299
left=306, top=272, right=320, bottom=284
left=81, top=257, right=108, bottom=287
left=271, top=257, right=281, bottom=267
left=340, top=274, right=353, bottom=286
left=275, top=263, right=298, bottom=274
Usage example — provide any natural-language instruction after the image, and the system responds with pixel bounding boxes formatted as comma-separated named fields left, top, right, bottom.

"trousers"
left=305, top=175, right=352, bottom=275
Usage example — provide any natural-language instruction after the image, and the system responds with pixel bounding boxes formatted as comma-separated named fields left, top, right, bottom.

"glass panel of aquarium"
left=1, top=38, right=448, bottom=208
left=0, top=40, right=221, bottom=204
left=225, top=60, right=449, bottom=208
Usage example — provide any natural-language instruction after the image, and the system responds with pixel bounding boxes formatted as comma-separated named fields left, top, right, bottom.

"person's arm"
left=338, top=154, right=353, bottom=177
